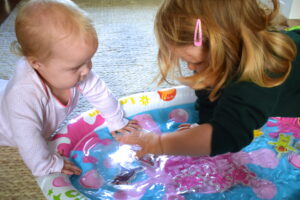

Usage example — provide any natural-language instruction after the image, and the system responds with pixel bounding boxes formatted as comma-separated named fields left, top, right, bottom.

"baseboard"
left=0, top=0, right=21, bottom=24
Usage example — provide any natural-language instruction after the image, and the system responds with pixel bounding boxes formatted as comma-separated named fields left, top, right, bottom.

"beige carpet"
left=0, top=147, right=46, bottom=200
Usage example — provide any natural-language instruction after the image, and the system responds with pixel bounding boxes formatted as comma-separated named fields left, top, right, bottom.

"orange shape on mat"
left=158, top=88, right=177, bottom=101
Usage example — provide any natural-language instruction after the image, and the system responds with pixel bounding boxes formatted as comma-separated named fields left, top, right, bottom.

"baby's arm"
left=79, top=71, right=129, bottom=131
left=3, top=88, right=75, bottom=176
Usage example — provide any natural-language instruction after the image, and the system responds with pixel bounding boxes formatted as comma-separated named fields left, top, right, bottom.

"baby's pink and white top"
left=0, top=57, right=128, bottom=176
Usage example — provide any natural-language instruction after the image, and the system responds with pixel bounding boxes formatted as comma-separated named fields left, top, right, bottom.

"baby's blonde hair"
left=12, top=0, right=97, bottom=61
left=155, top=0, right=296, bottom=101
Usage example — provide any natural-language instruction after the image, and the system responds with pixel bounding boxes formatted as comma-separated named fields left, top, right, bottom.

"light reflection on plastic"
left=109, top=145, right=136, bottom=166
left=166, top=121, right=175, bottom=130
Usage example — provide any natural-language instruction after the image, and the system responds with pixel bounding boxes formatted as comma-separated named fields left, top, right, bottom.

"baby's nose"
left=187, top=63, right=197, bottom=71
left=82, top=62, right=92, bottom=75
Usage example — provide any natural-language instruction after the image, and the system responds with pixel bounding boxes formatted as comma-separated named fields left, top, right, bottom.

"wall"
left=0, top=0, right=21, bottom=24
left=288, top=0, right=300, bottom=19
left=280, top=0, right=300, bottom=19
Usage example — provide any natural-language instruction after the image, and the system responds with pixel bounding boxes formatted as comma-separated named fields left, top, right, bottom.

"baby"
left=0, top=0, right=137, bottom=176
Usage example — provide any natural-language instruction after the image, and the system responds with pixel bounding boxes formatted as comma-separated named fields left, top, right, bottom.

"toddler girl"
left=114, top=0, right=300, bottom=158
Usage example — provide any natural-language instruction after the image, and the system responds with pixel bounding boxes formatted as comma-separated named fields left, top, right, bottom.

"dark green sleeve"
left=210, top=82, right=281, bottom=156
left=209, top=30, right=300, bottom=156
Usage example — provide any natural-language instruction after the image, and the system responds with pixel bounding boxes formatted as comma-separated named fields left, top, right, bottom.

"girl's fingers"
left=112, top=120, right=141, bottom=137
left=178, top=124, right=192, bottom=131
left=127, top=123, right=141, bottom=129
left=122, top=126, right=141, bottom=133
left=114, top=126, right=141, bottom=137
left=117, top=132, right=142, bottom=145
left=111, top=131, right=118, bottom=137
left=178, top=124, right=191, bottom=128
left=128, top=120, right=139, bottom=124
left=136, top=150, right=146, bottom=159
left=178, top=127, right=188, bottom=131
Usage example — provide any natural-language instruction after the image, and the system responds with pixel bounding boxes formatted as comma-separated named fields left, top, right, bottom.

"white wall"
left=261, top=0, right=300, bottom=19
left=288, top=0, right=300, bottom=19
left=280, top=0, right=300, bottom=19
left=280, top=0, right=293, bottom=18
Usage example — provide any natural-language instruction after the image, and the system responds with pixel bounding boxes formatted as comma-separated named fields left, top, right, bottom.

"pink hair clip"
left=194, top=19, right=202, bottom=46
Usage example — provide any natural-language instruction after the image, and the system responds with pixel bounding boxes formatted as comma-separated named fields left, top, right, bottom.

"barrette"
left=194, top=19, right=202, bottom=46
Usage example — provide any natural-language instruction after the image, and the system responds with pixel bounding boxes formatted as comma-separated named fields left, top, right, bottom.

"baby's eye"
left=70, top=65, right=82, bottom=71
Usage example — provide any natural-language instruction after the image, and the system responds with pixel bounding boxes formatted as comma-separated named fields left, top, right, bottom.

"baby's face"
left=170, top=44, right=209, bottom=73
left=36, top=35, right=98, bottom=92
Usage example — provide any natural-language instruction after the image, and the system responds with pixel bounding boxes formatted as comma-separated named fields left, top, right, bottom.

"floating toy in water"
left=112, top=166, right=143, bottom=185
left=268, top=133, right=296, bottom=157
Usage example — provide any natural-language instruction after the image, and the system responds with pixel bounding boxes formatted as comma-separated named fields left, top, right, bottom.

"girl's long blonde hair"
left=155, top=0, right=296, bottom=101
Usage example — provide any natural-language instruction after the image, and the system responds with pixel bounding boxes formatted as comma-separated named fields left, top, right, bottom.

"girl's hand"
left=178, top=123, right=199, bottom=131
left=112, top=120, right=140, bottom=135
left=178, top=123, right=192, bottom=131
left=61, top=160, right=82, bottom=176
left=58, top=149, right=82, bottom=175
left=112, top=129, right=163, bottom=159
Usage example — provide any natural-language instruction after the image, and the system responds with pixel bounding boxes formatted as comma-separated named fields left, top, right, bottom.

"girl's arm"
left=114, top=123, right=212, bottom=158
left=161, top=123, right=212, bottom=156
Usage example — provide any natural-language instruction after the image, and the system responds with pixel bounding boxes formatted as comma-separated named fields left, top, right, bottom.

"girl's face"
left=32, top=34, right=98, bottom=93
left=171, top=45, right=209, bottom=72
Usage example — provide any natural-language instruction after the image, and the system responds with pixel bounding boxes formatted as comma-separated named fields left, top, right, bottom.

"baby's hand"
left=62, top=160, right=82, bottom=176
left=112, top=129, right=163, bottom=159
left=58, top=149, right=81, bottom=175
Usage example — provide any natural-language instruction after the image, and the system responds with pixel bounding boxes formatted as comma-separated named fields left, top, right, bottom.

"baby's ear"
left=27, top=56, right=42, bottom=70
